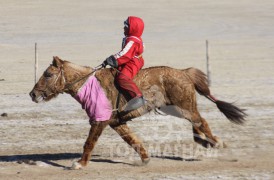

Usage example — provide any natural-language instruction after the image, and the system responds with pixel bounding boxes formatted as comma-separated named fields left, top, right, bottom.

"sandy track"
left=1, top=0, right=274, bottom=179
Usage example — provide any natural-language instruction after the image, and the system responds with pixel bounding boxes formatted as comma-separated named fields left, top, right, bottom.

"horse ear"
left=52, top=56, right=63, bottom=67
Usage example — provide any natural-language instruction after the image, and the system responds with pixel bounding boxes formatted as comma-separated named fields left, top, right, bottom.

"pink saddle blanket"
left=74, top=76, right=112, bottom=121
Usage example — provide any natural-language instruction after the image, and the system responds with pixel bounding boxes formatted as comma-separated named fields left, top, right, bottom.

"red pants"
left=115, top=60, right=143, bottom=101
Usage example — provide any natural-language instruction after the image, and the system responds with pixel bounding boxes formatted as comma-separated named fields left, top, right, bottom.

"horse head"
left=29, top=56, right=66, bottom=103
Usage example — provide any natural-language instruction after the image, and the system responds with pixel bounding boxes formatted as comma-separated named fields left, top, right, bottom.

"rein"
left=63, top=64, right=104, bottom=92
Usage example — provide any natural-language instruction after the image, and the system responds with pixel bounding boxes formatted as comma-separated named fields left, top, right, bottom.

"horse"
left=29, top=56, right=246, bottom=169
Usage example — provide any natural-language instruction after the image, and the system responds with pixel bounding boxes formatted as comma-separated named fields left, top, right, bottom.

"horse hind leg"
left=110, top=123, right=150, bottom=165
left=166, top=83, right=225, bottom=148
left=159, top=105, right=223, bottom=148
left=192, top=116, right=226, bottom=148
left=171, top=107, right=221, bottom=148
left=174, top=109, right=224, bottom=148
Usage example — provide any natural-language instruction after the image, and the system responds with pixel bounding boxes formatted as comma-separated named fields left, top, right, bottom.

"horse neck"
left=63, top=61, right=93, bottom=96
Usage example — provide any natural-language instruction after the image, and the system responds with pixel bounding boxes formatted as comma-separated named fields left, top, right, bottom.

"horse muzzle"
left=29, top=90, right=44, bottom=103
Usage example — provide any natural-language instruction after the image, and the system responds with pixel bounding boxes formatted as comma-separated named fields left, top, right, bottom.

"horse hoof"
left=71, top=162, right=82, bottom=170
left=214, top=136, right=227, bottom=149
left=142, top=158, right=150, bottom=165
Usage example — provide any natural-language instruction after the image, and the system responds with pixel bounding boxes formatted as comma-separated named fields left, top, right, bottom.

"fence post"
left=206, top=40, right=211, bottom=86
left=35, top=43, right=38, bottom=84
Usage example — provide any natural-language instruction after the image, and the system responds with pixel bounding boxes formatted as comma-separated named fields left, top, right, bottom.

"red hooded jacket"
left=114, top=16, right=144, bottom=70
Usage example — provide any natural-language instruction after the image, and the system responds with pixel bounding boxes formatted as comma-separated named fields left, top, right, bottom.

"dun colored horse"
left=29, top=56, right=246, bottom=169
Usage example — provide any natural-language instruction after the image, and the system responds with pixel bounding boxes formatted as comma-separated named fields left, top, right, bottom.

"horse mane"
left=143, top=66, right=193, bottom=72
left=63, top=61, right=92, bottom=73
left=143, top=66, right=172, bottom=71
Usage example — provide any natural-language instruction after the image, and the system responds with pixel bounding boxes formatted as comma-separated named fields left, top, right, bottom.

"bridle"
left=34, top=64, right=104, bottom=99
left=33, top=65, right=66, bottom=99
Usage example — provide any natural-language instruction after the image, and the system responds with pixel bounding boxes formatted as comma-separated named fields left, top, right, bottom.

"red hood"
left=127, top=16, right=144, bottom=37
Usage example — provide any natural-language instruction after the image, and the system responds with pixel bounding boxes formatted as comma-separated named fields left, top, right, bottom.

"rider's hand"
left=102, top=60, right=108, bottom=68
left=102, top=55, right=118, bottom=68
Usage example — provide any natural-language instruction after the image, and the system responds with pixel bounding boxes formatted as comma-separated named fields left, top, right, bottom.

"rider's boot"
left=123, top=96, right=146, bottom=112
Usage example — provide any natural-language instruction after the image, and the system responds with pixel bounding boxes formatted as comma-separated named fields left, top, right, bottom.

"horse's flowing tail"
left=185, top=68, right=247, bottom=125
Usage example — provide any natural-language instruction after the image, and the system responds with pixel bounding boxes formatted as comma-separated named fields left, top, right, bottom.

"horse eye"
left=44, top=71, right=53, bottom=78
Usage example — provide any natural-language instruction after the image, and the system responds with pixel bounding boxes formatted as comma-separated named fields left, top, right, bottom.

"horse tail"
left=185, top=68, right=247, bottom=125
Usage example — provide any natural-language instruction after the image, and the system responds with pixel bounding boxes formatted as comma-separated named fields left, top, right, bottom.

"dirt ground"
left=1, top=0, right=274, bottom=179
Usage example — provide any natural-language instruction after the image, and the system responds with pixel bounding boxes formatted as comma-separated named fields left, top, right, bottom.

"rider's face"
left=124, top=26, right=129, bottom=36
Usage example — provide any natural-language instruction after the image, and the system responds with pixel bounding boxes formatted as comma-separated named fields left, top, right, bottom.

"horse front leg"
left=72, top=121, right=108, bottom=169
left=110, top=123, right=150, bottom=165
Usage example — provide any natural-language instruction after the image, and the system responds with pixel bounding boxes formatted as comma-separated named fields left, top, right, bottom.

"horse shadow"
left=0, top=153, right=201, bottom=169
left=0, top=153, right=132, bottom=169
left=153, top=155, right=201, bottom=162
